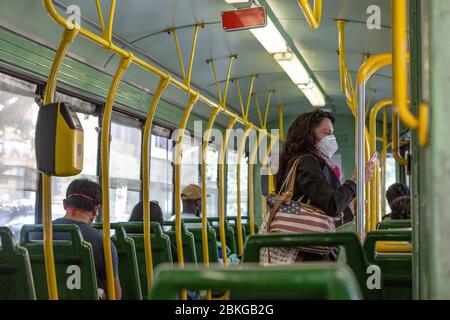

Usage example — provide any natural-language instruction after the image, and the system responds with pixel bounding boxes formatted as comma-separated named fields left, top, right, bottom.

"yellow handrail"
left=222, top=56, right=236, bottom=110
left=101, top=54, right=134, bottom=300
left=254, top=94, right=263, bottom=128
left=43, top=0, right=274, bottom=137
left=171, top=29, right=186, bottom=82
left=185, top=24, right=201, bottom=88
left=142, top=76, right=170, bottom=297
left=392, top=106, right=409, bottom=167
left=244, top=76, right=257, bottom=121
left=278, top=104, right=285, bottom=142
left=236, top=125, right=253, bottom=255
left=248, top=130, right=267, bottom=235
left=95, top=0, right=106, bottom=34
left=381, top=107, right=388, bottom=217
left=369, top=99, right=392, bottom=230
left=174, top=92, right=199, bottom=300
left=263, top=90, right=274, bottom=129
left=235, top=79, right=245, bottom=117
left=298, top=0, right=322, bottom=29
left=41, top=26, right=79, bottom=300
left=261, top=134, right=279, bottom=219
left=201, top=107, right=220, bottom=300
left=393, top=0, right=429, bottom=147
left=218, top=117, right=238, bottom=265
left=105, top=0, right=116, bottom=44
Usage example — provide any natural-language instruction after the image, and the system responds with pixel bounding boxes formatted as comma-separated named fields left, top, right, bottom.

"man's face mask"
left=316, top=135, right=338, bottom=159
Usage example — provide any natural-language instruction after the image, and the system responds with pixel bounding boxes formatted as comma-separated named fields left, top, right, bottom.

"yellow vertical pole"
left=248, top=130, right=267, bottom=235
left=142, top=76, right=170, bottom=297
left=208, top=59, right=222, bottom=105
left=261, top=135, right=279, bottom=219
left=185, top=24, right=201, bottom=88
left=105, top=0, right=116, bottom=44
left=171, top=30, right=186, bottom=82
left=263, top=90, right=274, bottom=129
left=254, top=94, right=263, bottom=128
left=236, top=125, right=252, bottom=255
left=235, top=79, right=245, bottom=117
left=42, top=26, right=79, bottom=300
left=174, top=93, right=199, bottom=300
left=218, top=117, right=237, bottom=265
left=244, top=76, right=256, bottom=121
left=101, top=54, right=134, bottom=300
left=221, top=55, right=236, bottom=110
left=201, top=107, right=219, bottom=300
left=381, top=107, right=388, bottom=217
left=278, top=104, right=285, bottom=142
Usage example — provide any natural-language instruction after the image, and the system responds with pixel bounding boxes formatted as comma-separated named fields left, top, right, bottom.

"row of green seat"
left=0, top=224, right=411, bottom=300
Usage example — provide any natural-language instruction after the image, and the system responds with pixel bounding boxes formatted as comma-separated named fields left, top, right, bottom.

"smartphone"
left=368, top=151, right=378, bottom=165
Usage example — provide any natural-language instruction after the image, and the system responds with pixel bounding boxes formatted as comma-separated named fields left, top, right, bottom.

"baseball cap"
left=181, top=184, right=209, bottom=200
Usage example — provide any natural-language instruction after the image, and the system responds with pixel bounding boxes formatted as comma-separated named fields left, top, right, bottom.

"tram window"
left=150, top=134, right=173, bottom=220
left=180, top=134, right=201, bottom=187
left=205, top=146, right=219, bottom=217
left=52, top=112, right=99, bottom=218
left=109, top=113, right=142, bottom=222
left=0, top=74, right=38, bottom=240
left=226, top=150, right=248, bottom=217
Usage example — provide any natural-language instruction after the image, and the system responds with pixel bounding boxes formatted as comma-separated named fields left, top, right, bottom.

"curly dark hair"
left=275, top=109, right=335, bottom=192
left=386, top=183, right=410, bottom=209
left=391, top=196, right=411, bottom=220
left=63, top=178, right=102, bottom=212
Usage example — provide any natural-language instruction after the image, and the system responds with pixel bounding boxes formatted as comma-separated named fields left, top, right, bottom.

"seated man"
left=167, top=184, right=204, bottom=229
left=382, top=183, right=410, bottom=220
left=54, top=179, right=121, bottom=299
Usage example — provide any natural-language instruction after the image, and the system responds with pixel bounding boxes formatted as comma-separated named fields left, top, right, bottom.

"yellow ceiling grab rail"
left=393, top=0, right=429, bottom=147
left=41, top=26, right=80, bottom=301
left=42, top=0, right=275, bottom=137
left=298, top=0, right=322, bottom=29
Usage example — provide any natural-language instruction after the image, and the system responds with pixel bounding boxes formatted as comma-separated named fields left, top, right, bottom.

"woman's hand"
left=351, top=161, right=375, bottom=183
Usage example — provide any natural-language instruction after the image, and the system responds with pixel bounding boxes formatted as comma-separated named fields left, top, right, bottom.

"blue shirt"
left=52, top=217, right=119, bottom=290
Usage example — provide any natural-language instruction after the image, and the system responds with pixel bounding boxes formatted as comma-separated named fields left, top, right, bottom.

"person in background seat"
left=54, top=179, right=121, bottom=300
left=168, top=184, right=204, bottom=229
left=382, top=183, right=410, bottom=220
left=390, top=196, right=411, bottom=220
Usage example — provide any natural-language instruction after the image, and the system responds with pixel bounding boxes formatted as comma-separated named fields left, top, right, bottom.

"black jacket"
left=284, top=153, right=356, bottom=227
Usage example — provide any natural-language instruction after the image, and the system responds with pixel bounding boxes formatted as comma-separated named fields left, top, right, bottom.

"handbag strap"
left=267, top=156, right=303, bottom=230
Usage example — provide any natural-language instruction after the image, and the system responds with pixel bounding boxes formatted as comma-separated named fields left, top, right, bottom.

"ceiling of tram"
left=0, top=0, right=394, bottom=127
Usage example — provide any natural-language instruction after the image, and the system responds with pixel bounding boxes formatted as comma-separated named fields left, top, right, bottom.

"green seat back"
left=363, top=230, right=412, bottom=299
left=0, top=227, right=36, bottom=300
left=243, top=232, right=383, bottom=300
left=92, top=223, right=142, bottom=300
left=20, top=224, right=98, bottom=300
left=207, top=218, right=237, bottom=254
left=166, top=219, right=220, bottom=264
left=161, top=222, right=197, bottom=264
left=121, top=222, right=172, bottom=299
left=150, top=263, right=362, bottom=300
left=377, top=219, right=412, bottom=230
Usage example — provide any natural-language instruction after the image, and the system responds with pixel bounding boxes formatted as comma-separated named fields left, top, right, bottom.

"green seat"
left=377, top=219, right=412, bottom=230
left=243, top=232, right=383, bottom=300
left=121, top=222, right=172, bottom=299
left=161, top=222, right=198, bottom=264
left=92, top=223, right=142, bottom=300
left=363, top=230, right=412, bottom=300
left=167, top=218, right=220, bottom=264
left=150, top=263, right=362, bottom=300
left=225, top=217, right=247, bottom=252
left=207, top=217, right=237, bottom=254
left=0, top=227, right=36, bottom=300
left=20, top=224, right=98, bottom=300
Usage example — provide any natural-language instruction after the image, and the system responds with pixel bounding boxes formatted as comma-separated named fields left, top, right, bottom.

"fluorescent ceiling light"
left=249, top=17, right=288, bottom=54
left=299, top=83, right=326, bottom=107
left=274, top=51, right=310, bottom=85
left=225, top=0, right=250, bottom=3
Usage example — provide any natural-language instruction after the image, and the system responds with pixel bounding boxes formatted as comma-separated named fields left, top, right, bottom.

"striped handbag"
left=260, top=156, right=340, bottom=264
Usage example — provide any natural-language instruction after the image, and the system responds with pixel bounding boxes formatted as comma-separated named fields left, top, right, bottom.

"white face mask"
left=316, top=135, right=338, bottom=159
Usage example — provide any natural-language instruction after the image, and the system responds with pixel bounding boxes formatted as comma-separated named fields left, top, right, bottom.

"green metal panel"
left=416, top=0, right=450, bottom=299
